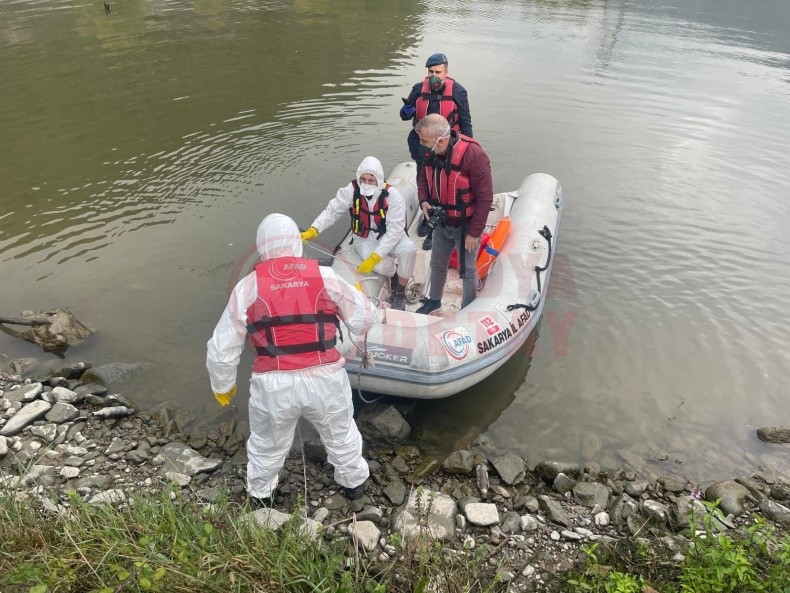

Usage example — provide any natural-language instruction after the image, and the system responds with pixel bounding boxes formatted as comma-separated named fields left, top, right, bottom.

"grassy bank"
left=0, top=488, right=502, bottom=593
left=2, top=489, right=790, bottom=593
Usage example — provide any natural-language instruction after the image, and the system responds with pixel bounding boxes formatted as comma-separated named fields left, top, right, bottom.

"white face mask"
left=359, top=183, right=378, bottom=197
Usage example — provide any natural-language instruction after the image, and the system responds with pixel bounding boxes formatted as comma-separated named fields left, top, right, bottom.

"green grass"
left=0, top=486, right=504, bottom=593
left=567, top=501, right=790, bottom=593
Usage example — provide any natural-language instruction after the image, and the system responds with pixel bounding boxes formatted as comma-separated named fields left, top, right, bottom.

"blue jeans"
left=428, top=224, right=478, bottom=308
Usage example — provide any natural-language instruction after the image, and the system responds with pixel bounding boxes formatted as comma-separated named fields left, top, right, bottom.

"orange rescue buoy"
left=476, top=216, right=511, bottom=278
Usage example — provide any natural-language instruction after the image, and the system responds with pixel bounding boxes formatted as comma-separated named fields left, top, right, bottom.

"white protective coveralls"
left=311, top=156, right=416, bottom=279
left=206, top=213, right=377, bottom=499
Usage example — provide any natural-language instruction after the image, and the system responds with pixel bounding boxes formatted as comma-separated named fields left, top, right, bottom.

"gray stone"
left=75, top=474, right=111, bottom=490
left=705, top=481, right=752, bottom=516
left=349, top=521, right=380, bottom=551
left=126, top=449, right=150, bottom=464
left=5, top=382, right=43, bottom=403
left=312, top=507, right=330, bottom=523
left=74, top=383, right=108, bottom=397
left=561, top=530, right=583, bottom=541
left=538, top=495, right=573, bottom=527
left=759, top=499, right=790, bottom=525
left=501, top=511, right=522, bottom=534
left=624, top=480, right=649, bottom=497
left=9, top=358, right=41, bottom=375
left=658, top=476, right=687, bottom=493
left=534, top=461, right=581, bottom=482
left=45, top=402, right=80, bottom=423
left=610, top=494, right=639, bottom=525
left=442, top=450, right=475, bottom=474
left=384, top=476, right=407, bottom=506
left=756, top=427, right=790, bottom=444
left=771, top=484, right=790, bottom=502
left=80, top=362, right=151, bottom=386
left=594, top=512, right=610, bottom=527
left=64, top=456, right=84, bottom=467
left=490, top=452, right=526, bottom=485
left=356, top=505, right=383, bottom=523
left=323, top=494, right=346, bottom=511
left=165, top=471, right=192, bottom=487
left=520, top=515, right=539, bottom=531
left=1, top=400, right=52, bottom=435
left=394, top=489, right=457, bottom=542
left=50, top=361, right=90, bottom=380
left=553, top=473, right=577, bottom=495
left=159, top=443, right=223, bottom=476
left=573, top=482, right=611, bottom=510
left=252, top=508, right=292, bottom=531
left=60, top=466, right=80, bottom=479
left=0, top=436, right=7, bottom=459
left=356, top=403, right=410, bottom=446
left=105, top=437, right=126, bottom=456
left=88, top=489, right=127, bottom=505
left=300, top=518, right=322, bottom=540
left=51, top=386, right=82, bottom=404
left=30, top=423, right=58, bottom=443
left=197, top=487, right=221, bottom=503
left=464, top=502, right=500, bottom=526
left=669, top=496, right=706, bottom=531
left=642, top=500, right=669, bottom=524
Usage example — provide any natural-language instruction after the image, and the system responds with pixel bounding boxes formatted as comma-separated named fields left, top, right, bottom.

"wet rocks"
left=535, top=461, right=581, bottom=482
left=573, top=481, right=611, bottom=509
left=705, top=481, right=752, bottom=516
left=1, top=399, right=52, bottom=435
left=757, top=427, right=790, bottom=444
left=490, top=452, right=526, bottom=485
left=80, top=362, right=151, bottom=386
left=759, top=500, right=790, bottom=525
left=159, top=443, right=223, bottom=476
left=356, top=403, right=410, bottom=446
left=442, top=449, right=474, bottom=474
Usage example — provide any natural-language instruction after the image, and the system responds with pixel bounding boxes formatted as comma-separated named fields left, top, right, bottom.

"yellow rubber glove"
left=357, top=252, right=382, bottom=274
left=300, top=227, right=319, bottom=242
left=214, top=385, right=237, bottom=407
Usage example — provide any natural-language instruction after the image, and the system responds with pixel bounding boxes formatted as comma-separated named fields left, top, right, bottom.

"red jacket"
left=246, top=257, right=340, bottom=372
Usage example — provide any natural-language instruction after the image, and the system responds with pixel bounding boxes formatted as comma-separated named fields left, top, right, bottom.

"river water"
left=2, top=0, right=789, bottom=483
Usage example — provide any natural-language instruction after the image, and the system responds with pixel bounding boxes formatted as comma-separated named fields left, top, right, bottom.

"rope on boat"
left=507, top=225, right=553, bottom=312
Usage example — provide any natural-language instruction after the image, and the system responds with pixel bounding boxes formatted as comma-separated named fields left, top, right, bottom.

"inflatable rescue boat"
left=327, top=161, right=563, bottom=399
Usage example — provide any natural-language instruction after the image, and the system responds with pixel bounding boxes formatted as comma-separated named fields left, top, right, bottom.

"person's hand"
left=420, top=202, right=432, bottom=220
left=401, top=104, right=416, bottom=118
left=357, top=252, right=382, bottom=274
left=465, top=234, right=478, bottom=253
left=300, top=227, right=319, bottom=242
left=214, top=385, right=237, bottom=407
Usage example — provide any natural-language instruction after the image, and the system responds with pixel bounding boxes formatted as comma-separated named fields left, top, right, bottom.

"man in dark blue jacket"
left=400, top=53, right=473, bottom=248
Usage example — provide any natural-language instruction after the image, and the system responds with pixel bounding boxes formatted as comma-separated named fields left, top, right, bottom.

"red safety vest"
left=246, top=257, right=340, bottom=372
left=415, top=76, right=459, bottom=130
left=425, top=132, right=478, bottom=221
left=349, top=180, right=390, bottom=239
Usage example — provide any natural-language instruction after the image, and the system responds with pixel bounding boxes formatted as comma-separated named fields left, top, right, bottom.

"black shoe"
left=422, top=229, right=433, bottom=251
left=249, top=496, right=272, bottom=510
left=391, top=288, right=406, bottom=311
left=417, top=218, right=430, bottom=237
left=345, top=482, right=367, bottom=501
left=415, top=298, right=441, bottom=315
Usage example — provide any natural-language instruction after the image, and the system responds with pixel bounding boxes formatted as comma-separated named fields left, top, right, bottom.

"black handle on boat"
left=333, top=227, right=353, bottom=256
left=507, top=225, right=553, bottom=312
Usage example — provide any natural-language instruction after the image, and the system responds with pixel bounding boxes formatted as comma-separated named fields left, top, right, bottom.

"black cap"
left=425, top=53, right=448, bottom=67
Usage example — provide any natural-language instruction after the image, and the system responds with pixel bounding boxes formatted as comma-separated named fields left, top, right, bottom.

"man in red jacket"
left=414, top=114, right=493, bottom=314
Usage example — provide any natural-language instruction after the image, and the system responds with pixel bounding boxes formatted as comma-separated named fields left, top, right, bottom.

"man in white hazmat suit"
left=300, top=156, right=417, bottom=310
left=206, top=213, right=377, bottom=504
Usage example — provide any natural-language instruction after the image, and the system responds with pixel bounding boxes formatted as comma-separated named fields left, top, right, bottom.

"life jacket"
left=425, top=132, right=478, bottom=222
left=415, top=76, right=459, bottom=131
left=246, top=257, right=340, bottom=373
left=349, top=180, right=390, bottom=239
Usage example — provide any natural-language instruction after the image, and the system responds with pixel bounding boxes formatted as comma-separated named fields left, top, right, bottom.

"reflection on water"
left=2, top=0, right=790, bottom=482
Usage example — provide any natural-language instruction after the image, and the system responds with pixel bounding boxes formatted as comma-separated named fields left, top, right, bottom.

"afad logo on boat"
left=436, top=327, right=473, bottom=360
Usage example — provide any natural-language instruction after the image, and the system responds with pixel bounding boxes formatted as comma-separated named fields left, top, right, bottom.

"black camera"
left=426, top=206, right=447, bottom=230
